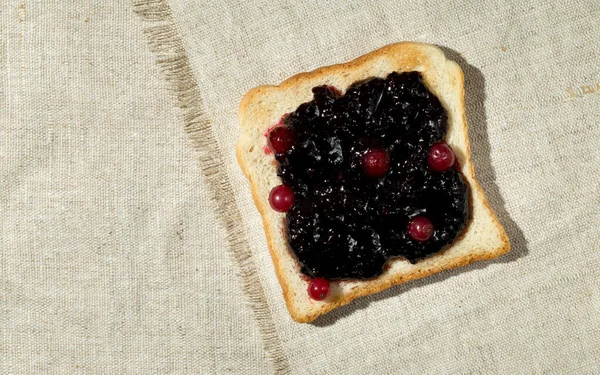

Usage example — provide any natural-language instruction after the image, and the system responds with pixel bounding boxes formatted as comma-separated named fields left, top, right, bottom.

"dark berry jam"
left=275, top=71, right=470, bottom=280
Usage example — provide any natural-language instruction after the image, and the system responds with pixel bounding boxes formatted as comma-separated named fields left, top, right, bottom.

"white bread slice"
left=237, top=42, right=510, bottom=323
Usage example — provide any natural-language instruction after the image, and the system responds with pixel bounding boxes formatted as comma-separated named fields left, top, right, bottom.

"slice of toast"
left=236, top=42, right=510, bottom=323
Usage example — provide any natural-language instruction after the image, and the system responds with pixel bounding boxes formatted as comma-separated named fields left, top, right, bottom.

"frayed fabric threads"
left=133, top=1, right=291, bottom=373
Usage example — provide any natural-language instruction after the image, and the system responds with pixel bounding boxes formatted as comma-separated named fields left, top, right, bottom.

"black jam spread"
left=275, top=72, right=470, bottom=280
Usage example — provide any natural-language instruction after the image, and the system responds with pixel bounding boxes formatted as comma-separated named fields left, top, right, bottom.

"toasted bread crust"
left=237, top=42, right=510, bottom=323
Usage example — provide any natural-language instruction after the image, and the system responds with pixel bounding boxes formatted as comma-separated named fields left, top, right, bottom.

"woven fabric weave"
left=1, top=0, right=599, bottom=374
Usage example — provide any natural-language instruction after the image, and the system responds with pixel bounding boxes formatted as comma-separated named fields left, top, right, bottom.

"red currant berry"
left=269, top=184, right=294, bottom=212
left=428, top=142, right=455, bottom=172
left=408, top=216, right=434, bottom=242
left=327, top=85, right=341, bottom=96
left=268, top=126, right=293, bottom=154
left=362, top=147, right=390, bottom=178
left=308, top=278, right=330, bottom=301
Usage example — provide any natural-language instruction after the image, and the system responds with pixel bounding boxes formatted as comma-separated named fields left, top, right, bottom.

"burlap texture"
left=2, top=0, right=599, bottom=374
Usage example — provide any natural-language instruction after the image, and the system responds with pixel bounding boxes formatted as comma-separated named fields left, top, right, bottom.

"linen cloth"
left=0, top=1, right=268, bottom=374
left=2, top=0, right=600, bottom=374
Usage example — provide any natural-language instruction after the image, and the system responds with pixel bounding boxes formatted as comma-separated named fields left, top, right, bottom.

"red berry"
left=269, top=184, right=294, bottom=212
left=428, top=142, right=455, bottom=172
left=362, top=148, right=390, bottom=178
left=327, top=85, right=341, bottom=96
left=308, top=278, right=330, bottom=300
left=408, top=216, right=434, bottom=242
left=268, top=126, right=293, bottom=154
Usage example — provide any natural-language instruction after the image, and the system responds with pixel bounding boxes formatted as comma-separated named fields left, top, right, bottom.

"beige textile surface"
left=2, top=0, right=600, bottom=374
left=0, top=1, right=269, bottom=374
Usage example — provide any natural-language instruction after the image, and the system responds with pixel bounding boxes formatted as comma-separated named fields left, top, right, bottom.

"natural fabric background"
left=1, top=0, right=599, bottom=374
